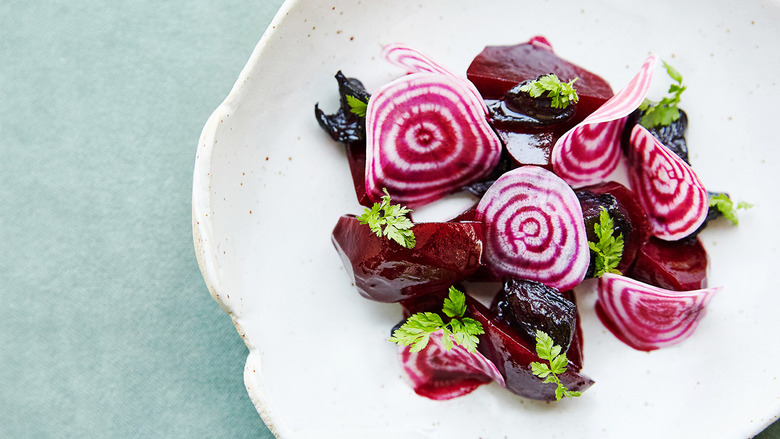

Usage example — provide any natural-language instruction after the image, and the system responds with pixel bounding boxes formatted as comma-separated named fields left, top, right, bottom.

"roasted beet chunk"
left=492, top=279, right=577, bottom=353
left=628, top=236, right=709, bottom=291
left=622, top=109, right=689, bottom=164
left=314, top=71, right=370, bottom=144
left=576, top=190, right=632, bottom=278
left=314, top=72, right=372, bottom=206
left=577, top=182, right=652, bottom=275
left=489, top=78, right=576, bottom=129
left=331, top=216, right=484, bottom=302
left=467, top=297, right=593, bottom=401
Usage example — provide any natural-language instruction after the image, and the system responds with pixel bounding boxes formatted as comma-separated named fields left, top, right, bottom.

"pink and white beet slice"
left=399, top=329, right=505, bottom=400
left=627, top=124, right=709, bottom=240
left=551, top=55, right=658, bottom=187
left=381, top=43, right=488, bottom=115
left=365, top=72, right=501, bottom=207
left=475, top=166, right=589, bottom=291
left=596, top=273, right=720, bottom=351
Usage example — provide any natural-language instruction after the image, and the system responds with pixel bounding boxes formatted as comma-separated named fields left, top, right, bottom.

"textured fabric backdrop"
left=1, top=1, right=778, bottom=438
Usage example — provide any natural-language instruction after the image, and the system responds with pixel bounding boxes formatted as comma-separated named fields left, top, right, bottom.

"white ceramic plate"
left=193, top=1, right=780, bottom=437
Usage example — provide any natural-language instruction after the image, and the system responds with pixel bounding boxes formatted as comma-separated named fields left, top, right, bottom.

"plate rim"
left=191, top=0, right=303, bottom=436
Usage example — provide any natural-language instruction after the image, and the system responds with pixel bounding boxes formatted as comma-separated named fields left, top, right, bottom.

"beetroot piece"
left=551, top=55, right=657, bottom=187
left=577, top=181, right=652, bottom=275
left=466, top=38, right=614, bottom=122
left=627, top=124, right=708, bottom=240
left=469, top=297, right=593, bottom=401
left=398, top=330, right=504, bottom=400
left=628, top=236, right=709, bottom=291
left=476, top=167, right=590, bottom=291
left=468, top=38, right=613, bottom=170
left=495, top=129, right=557, bottom=170
left=382, top=43, right=488, bottom=115
left=492, top=279, right=577, bottom=353
left=596, top=273, right=719, bottom=351
left=314, top=71, right=373, bottom=207
left=365, top=73, right=501, bottom=207
left=331, top=216, right=484, bottom=302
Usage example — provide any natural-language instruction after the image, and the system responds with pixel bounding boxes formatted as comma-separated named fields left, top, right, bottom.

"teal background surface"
left=0, top=1, right=778, bottom=438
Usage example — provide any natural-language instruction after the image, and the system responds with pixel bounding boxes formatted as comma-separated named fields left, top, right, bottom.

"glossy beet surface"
left=331, top=216, right=484, bottom=302
left=492, top=279, right=577, bottom=353
left=469, top=296, right=593, bottom=401
left=577, top=181, right=652, bottom=275
left=628, top=236, right=709, bottom=291
left=466, top=41, right=613, bottom=121
left=314, top=71, right=372, bottom=206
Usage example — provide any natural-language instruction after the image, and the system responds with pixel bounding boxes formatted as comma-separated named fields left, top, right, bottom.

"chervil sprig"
left=530, top=330, right=582, bottom=401
left=389, top=286, right=484, bottom=353
left=639, top=61, right=686, bottom=128
left=709, top=193, right=753, bottom=226
left=357, top=188, right=416, bottom=248
left=587, top=208, right=624, bottom=277
left=345, top=94, right=368, bottom=118
left=519, top=74, right=579, bottom=109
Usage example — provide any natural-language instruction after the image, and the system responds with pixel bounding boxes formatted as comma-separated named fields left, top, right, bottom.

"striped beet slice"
left=381, top=43, right=488, bottom=115
left=596, top=273, right=719, bottom=351
left=627, top=125, right=709, bottom=240
left=475, top=166, right=589, bottom=291
left=365, top=72, right=501, bottom=207
left=552, top=55, right=658, bottom=187
left=399, top=329, right=505, bottom=400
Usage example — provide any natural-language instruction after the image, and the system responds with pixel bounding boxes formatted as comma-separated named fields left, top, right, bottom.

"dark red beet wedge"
left=466, top=39, right=613, bottom=121
left=331, top=216, right=484, bottom=302
left=628, top=236, right=709, bottom=291
left=468, top=297, right=593, bottom=400
left=468, top=39, right=613, bottom=170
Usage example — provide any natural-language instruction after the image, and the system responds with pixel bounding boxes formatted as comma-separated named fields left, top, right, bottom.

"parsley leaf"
left=530, top=330, right=582, bottom=401
left=639, top=61, right=687, bottom=128
left=709, top=193, right=753, bottom=226
left=345, top=94, right=368, bottom=118
left=356, top=188, right=416, bottom=248
left=587, top=208, right=624, bottom=277
left=519, top=74, right=579, bottom=109
left=389, top=286, right=484, bottom=353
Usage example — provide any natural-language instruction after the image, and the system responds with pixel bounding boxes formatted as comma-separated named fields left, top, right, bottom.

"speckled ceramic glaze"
left=193, top=1, right=780, bottom=437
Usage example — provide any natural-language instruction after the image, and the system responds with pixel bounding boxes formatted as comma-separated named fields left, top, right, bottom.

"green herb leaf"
left=709, top=193, right=753, bottom=226
left=442, top=286, right=467, bottom=318
left=345, top=94, right=368, bottom=118
left=356, top=188, right=416, bottom=248
left=389, top=286, right=484, bottom=353
left=519, top=74, right=580, bottom=109
left=530, top=330, right=582, bottom=401
left=640, top=60, right=687, bottom=128
left=588, top=208, right=624, bottom=277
